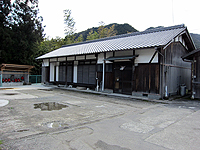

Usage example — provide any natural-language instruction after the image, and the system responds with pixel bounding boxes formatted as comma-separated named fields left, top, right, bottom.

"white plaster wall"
left=50, top=62, right=59, bottom=82
left=67, top=56, right=75, bottom=61
left=50, top=58, right=57, bottom=62
left=86, top=54, right=96, bottom=59
left=76, top=55, right=85, bottom=60
left=56, top=66, right=59, bottom=81
left=97, top=53, right=104, bottom=64
left=50, top=63, right=55, bottom=82
left=106, top=52, right=113, bottom=63
left=73, top=65, right=77, bottom=83
left=175, top=35, right=187, bottom=49
left=58, top=57, right=66, bottom=62
left=73, top=61, right=78, bottom=83
left=42, top=59, right=49, bottom=67
left=135, top=49, right=158, bottom=63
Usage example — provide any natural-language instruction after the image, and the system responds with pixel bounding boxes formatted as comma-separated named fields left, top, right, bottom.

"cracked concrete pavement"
left=0, top=85, right=200, bottom=150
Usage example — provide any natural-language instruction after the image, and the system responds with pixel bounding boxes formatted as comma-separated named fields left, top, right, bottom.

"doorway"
left=114, top=62, right=132, bottom=95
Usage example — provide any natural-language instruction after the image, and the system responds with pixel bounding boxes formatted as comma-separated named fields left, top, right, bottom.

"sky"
left=38, top=0, right=200, bottom=38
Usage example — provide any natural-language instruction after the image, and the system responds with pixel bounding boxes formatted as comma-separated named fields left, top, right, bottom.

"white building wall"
left=135, top=48, right=158, bottom=63
left=50, top=62, right=59, bottom=82
left=73, top=61, right=78, bottom=83
left=50, top=63, right=55, bottom=82
left=56, top=66, right=59, bottom=81
left=58, top=57, right=66, bottom=62
left=97, top=53, right=104, bottom=64
left=42, top=59, right=49, bottom=67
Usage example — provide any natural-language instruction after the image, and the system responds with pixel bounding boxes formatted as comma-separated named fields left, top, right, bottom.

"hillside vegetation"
left=73, top=23, right=138, bottom=42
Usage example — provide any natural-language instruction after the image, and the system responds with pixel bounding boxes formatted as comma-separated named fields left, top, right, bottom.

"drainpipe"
left=164, top=46, right=168, bottom=98
left=191, top=58, right=195, bottom=99
left=155, top=47, right=164, bottom=99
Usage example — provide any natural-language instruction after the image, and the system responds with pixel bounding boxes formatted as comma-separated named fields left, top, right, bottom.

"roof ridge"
left=61, top=24, right=186, bottom=48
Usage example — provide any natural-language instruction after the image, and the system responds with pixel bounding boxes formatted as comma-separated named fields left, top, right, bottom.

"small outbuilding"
left=0, top=64, right=34, bottom=87
left=182, top=49, right=200, bottom=99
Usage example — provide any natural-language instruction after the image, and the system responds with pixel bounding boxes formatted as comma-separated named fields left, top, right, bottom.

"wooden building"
left=37, top=25, right=195, bottom=99
left=182, top=49, right=200, bottom=99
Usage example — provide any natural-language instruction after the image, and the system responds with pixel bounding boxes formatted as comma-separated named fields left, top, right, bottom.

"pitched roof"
left=182, top=49, right=200, bottom=60
left=1, top=64, right=34, bottom=71
left=37, top=24, right=194, bottom=59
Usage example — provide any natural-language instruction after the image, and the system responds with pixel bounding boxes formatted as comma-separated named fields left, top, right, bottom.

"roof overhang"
left=0, top=64, right=34, bottom=72
left=181, top=30, right=196, bottom=51
left=182, top=49, right=200, bottom=60
left=104, top=55, right=139, bottom=61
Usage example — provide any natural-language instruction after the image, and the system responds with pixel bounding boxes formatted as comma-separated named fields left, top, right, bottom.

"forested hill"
left=74, top=23, right=138, bottom=41
left=73, top=23, right=200, bottom=49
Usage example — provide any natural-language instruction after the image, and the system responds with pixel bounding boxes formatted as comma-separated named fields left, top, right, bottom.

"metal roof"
left=37, top=24, right=190, bottom=59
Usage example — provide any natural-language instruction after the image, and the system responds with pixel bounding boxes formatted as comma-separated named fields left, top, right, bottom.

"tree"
left=64, top=9, right=76, bottom=36
left=86, top=30, right=99, bottom=41
left=0, top=0, right=12, bottom=63
left=76, top=34, right=83, bottom=43
left=97, top=21, right=116, bottom=39
left=0, top=0, right=44, bottom=74
left=10, top=0, right=43, bottom=65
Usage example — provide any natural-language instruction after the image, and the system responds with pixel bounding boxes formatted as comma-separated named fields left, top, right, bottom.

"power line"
left=172, top=0, right=174, bottom=25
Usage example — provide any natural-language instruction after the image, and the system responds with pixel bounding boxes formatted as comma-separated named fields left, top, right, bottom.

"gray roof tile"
left=37, top=25, right=186, bottom=59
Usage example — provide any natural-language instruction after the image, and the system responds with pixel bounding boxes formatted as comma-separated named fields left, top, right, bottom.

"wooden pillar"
left=65, top=57, right=68, bottom=86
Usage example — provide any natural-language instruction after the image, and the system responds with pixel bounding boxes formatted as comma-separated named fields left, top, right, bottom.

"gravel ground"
left=0, top=85, right=200, bottom=150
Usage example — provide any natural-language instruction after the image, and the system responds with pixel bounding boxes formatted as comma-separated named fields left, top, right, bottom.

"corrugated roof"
left=37, top=24, right=187, bottom=59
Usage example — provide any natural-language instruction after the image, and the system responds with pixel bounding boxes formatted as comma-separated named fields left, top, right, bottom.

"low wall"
left=2, top=82, right=24, bottom=87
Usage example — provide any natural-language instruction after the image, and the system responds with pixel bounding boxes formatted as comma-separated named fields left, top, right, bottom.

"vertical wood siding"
left=133, top=64, right=159, bottom=94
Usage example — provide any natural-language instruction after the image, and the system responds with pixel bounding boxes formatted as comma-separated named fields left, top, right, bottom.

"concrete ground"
left=0, top=84, right=200, bottom=150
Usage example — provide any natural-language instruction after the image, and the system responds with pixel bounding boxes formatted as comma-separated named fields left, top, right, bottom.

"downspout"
left=164, top=46, right=168, bottom=98
left=155, top=47, right=164, bottom=99
left=191, top=57, right=196, bottom=99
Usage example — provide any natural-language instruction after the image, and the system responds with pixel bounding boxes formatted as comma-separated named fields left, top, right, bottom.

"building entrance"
left=114, top=62, right=132, bottom=95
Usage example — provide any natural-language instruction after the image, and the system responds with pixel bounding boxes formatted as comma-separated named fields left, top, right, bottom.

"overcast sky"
left=38, top=0, right=200, bottom=38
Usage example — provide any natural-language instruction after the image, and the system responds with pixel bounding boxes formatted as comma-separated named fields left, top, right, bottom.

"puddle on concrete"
left=38, top=89, right=53, bottom=91
left=15, top=129, right=29, bottom=132
left=34, top=102, right=68, bottom=111
left=4, top=93, right=18, bottom=95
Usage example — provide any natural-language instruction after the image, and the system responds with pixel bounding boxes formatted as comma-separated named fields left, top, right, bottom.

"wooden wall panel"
left=133, top=64, right=159, bottom=94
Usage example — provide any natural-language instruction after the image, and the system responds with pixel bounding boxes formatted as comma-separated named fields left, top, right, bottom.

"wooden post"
left=102, top=60, right=105, bottom=91
left=102, top=53, right=106, bottom=91
left=28, top=70, right=30, bottom=83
